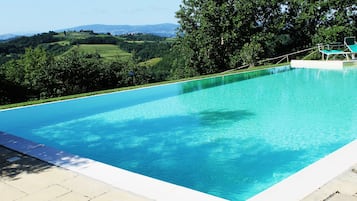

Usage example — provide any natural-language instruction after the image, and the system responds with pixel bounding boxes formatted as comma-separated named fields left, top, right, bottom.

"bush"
left=239, top=41, right=264, bottom=67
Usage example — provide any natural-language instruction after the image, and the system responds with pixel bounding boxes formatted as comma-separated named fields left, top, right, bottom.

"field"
left=138, top=57, right=162, bottom=67
left=68, top=44, right=132, bottom=61
left=0, top=30, right=172, bottom=71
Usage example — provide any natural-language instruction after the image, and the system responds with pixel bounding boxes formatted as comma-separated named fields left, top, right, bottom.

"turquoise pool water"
left=1, top=67, right=357, bottom=200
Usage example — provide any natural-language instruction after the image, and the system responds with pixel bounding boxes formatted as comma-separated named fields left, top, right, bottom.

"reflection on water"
left=3, top=66, right=357, bottom=201
left=180, top=66, right=291, bottom=94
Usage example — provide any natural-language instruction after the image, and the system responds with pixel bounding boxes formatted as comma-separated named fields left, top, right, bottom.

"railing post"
left=235, top=46, right=317, bottom=70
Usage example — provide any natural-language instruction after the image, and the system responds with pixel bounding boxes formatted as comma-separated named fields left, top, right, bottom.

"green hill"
left=0, top=30, right=181, bottom=105
left=67, top=44, right=132, bottom=61
left=0, top=31, right=173, bottom=65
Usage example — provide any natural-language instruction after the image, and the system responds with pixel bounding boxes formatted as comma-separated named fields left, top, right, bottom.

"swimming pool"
left=1, top=66, right=357, bottom=200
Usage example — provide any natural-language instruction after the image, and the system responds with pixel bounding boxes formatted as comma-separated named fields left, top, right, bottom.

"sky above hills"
left=0, top=0, right=181, bottom=35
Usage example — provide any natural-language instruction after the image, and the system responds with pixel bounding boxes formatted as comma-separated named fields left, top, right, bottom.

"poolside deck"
left=302, top=165, right=357, bottom=201
left=291, top=60, right=357, bottom=69
left=0, top=132, right=226, bottom=201
left=0, top=145, right=152, bottom=201
left=1, top=145, right=357, bottom=201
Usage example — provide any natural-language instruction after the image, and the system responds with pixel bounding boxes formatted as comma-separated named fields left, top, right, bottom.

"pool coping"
left=2, top=131, right=357, bottom=201
left=1, top=65, right=356, bottom=200
left=0, top=131, right=227, bottom=201
left=291, top=60, right=357, bottom=69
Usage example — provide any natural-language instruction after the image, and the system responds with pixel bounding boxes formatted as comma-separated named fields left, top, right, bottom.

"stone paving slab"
left=0, top=182, right=27, bottom=200
left=0, top=145, right=153, bottom=201
left=302, top=165, right=357, bottom=201
left=16, top=184, right=70, bottom=201
left=91, top=190, right=153, bottom=201
left=0, top=132, right=227, bottom=201
left=3, top=142, right=357, bottom=201
left=60, top=174, right=111, bottom=198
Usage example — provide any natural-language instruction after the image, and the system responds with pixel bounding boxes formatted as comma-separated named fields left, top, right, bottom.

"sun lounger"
left=318, top=43, right=350, bottom=61
left=344, top=37, right=357, bottom=59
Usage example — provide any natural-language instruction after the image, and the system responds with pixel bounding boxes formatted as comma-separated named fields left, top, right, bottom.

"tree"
left=239, top=40, right=264, bottom=67
left=0, top=48, right=51, bottom=102
left=284, top=0, right=356, bottom=48
left=176, top=0, right=286, bottom=74
left=21, top=47, right=53, bottom=92
left=176, top=0, right=234, bottom=74
left=175, top=0, right=356, bottom=74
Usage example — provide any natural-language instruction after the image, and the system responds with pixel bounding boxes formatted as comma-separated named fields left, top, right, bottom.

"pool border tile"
left=3, top=131, right=357, bottom=201
left=0, top=131, right=227, bottom=201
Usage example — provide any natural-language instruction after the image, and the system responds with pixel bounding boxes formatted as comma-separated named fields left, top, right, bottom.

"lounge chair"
left=344, top=36, right=357, bottom=59
left=318, top=43, right=350, bottom=61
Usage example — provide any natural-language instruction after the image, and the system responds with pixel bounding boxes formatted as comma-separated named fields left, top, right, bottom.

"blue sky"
left=0, top=0, right=182, bottom=35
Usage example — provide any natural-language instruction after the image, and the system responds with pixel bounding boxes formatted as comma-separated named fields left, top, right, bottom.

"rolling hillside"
left=67, top=44, right=132, bottom=61
left=0, top=30, right=174, bottom=66
left=0, top=30, right=178, bottom=105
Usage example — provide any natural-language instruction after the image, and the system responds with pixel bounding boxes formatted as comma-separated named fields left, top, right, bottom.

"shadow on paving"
left=0, top=145, right=52, bottom=180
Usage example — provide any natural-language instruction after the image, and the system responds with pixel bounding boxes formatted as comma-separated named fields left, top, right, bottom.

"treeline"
left=67, top=33, right=172, bottom=62
left=0, top=31, right=173, bottom=66
left=0, top=31, right=179, bottom=105
left=120, top=33, right=167, bottom=41
left=0, top=32, right=62, bottom=64
left=0, top=47, right=156, bottom=104
left=1, top=0, right=356, bottom=105
left=119, top=41, right=172, bottom=62
left=174, top=0, right=356, bottom=74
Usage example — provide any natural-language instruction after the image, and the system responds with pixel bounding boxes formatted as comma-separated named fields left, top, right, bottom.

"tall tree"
left=283, top=0, right=356, bottom=47
left=176, top=0, right=356, bottom=74
left=21, top=47, right=53, bottom=93
left=176, top=0, right=237, bottom=74
left=176, top=0, right=285, bottom=74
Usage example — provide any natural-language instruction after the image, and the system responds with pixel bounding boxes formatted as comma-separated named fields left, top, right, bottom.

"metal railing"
left=234, top=47, right=317, bottom=70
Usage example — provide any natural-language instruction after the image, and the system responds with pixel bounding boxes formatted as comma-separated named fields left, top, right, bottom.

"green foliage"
left=175, top=0, right=287, bottom=74
left=284, top=0, right=356, bottom=49
left=120, top=33, right=167, bottom=41
left=118, top=40, right=172, bottom=62
left=0, top=31, right=179, bottom=105
left=70, top=44, right=132, bottom=61
left=0, top=32, right=58, bottom=51
left=175, top=0, right=356, bottom=74
left=1, top=1, right=356, bottom=105
left=138, top=58, right=162, bottom=67
left=239, top=41, right=264, bottom=67
left=0, top=47, right=155, bottom=104
left=70, top=35, right=118, bottom=45
left=39, top=43, right=72, bottom=55
left=312, top=26, right=348, bottom=44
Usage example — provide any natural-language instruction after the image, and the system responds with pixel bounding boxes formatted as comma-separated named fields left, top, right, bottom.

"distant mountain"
left=59, top=23, right=179, bottom=37
left=0, top=34, right=20, bottom=41
left=0, top=32, right=38, bottom=41
left=0, top=23, right=179, bottom=41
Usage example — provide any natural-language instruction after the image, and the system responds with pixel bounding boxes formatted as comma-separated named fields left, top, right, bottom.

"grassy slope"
left=0, top=63, right=288, bottom=110
left=74, top=44, right=132, bottom=61
left=138, top=57, right=162, bottom=67
left=53, top=32, right=133, bottom=61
